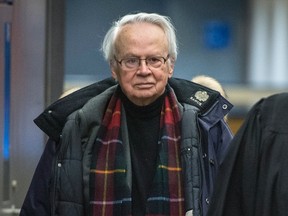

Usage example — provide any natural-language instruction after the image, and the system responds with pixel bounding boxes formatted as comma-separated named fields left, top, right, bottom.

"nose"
left=138, top=59, right=150, bottom=73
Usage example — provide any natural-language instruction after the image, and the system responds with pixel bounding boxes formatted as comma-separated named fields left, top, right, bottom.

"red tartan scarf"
left=90, top=87, right=184, bottom=215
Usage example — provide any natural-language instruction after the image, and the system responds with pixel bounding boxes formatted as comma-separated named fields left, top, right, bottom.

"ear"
left=110, top=62, right=118, bottom=80
left=168, top=62, right=174, bottom=78
left=111, top=69, right=118, bottom=80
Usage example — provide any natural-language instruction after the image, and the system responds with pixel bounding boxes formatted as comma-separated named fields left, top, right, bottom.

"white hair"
left=101, top=12, right=178, bottom=63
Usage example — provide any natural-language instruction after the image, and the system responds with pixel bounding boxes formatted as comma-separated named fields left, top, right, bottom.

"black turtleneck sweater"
left=120, top=90, right=166, bottom=215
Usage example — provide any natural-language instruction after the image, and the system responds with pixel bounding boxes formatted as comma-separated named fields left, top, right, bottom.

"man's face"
left=111, top=22, right=174, bottom=106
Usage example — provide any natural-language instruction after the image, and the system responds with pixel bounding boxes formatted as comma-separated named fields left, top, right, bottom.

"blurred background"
left=0, top=0, right=287, bottom=214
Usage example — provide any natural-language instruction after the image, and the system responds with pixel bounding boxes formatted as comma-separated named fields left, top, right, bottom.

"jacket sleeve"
left=20, top=138, right=57, bottom=216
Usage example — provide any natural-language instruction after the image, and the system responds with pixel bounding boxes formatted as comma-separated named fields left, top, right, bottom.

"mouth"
left=135, top=83, right=154, bottom=89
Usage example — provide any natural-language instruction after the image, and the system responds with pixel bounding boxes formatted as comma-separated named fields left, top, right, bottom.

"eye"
left=147, top=57, right=161, bottom=64
left=147, top=56, right=162, bottom=66
left=125, top=58, right=138, bottom=65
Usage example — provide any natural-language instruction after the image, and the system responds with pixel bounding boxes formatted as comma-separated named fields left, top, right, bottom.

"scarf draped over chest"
left=89, top=87, right=184, bottom=215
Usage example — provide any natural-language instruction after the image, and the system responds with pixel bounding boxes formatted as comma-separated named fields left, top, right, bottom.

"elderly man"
left=20, top=12, right=233, bottom=216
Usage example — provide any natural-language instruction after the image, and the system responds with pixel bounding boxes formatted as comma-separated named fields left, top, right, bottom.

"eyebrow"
left=121, top=54, right=164, bottom=59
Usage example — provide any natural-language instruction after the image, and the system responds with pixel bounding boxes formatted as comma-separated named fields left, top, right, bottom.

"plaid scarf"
left=90, top=87, right=184, bottom=215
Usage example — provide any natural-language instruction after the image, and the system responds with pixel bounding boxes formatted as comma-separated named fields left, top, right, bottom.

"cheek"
left=159, top=65, right=173, bottom=80
left=116, top=73, right=135, bottom=92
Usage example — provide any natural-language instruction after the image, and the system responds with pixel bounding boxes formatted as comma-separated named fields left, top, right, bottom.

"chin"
left=135, top=90, right=156, bottom=98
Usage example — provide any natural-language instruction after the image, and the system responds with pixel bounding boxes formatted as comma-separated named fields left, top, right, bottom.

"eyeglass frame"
left=114, top=54, right=170, bottom=70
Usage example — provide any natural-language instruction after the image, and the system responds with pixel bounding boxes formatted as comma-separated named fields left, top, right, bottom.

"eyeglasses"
left=114, top=55, right=170, bottom=70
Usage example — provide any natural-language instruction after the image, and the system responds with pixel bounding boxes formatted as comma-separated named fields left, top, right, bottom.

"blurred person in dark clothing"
left=207, top=93, right=288, bottom=216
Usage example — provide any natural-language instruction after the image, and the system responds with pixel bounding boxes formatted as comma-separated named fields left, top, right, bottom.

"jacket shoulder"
left=34, top=77, right=116, bottom=141
left=169, top=77, right=227, bottom=115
